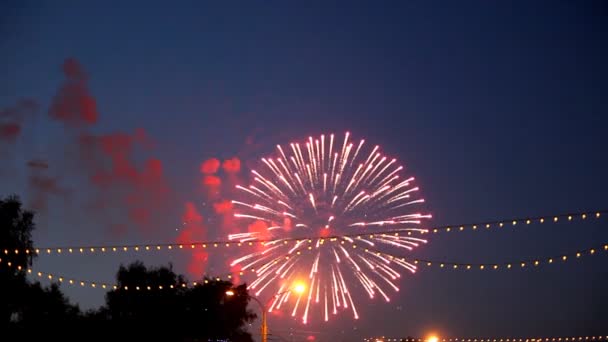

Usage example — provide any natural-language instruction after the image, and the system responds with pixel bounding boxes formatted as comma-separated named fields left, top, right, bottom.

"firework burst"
left=230, top=132, right=431, bottom=323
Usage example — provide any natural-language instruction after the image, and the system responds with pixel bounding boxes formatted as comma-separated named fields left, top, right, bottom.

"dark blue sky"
left=1, top=1, right=607, bottom=341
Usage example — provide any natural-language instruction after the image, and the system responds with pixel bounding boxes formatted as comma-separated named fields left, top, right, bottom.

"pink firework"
left=230, top=132, right=431, bottom=323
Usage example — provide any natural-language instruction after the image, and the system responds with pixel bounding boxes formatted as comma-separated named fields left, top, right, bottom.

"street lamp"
left=226, top=281, right=306, bottom=342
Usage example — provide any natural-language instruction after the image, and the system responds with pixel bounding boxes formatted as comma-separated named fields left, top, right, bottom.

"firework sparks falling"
left=230, top=132, right=431, bottom=323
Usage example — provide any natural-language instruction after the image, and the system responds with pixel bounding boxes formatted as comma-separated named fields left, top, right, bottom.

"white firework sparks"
left=230, top=132, right=431, bottom=323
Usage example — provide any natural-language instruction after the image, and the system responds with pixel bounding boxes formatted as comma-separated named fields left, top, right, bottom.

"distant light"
left=225, top=290, right=235, bottom=297
left=428, top=336, right=440, bottom=342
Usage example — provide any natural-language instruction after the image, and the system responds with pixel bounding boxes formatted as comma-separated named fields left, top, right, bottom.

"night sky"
left=2, top=1, right=607, bottom=341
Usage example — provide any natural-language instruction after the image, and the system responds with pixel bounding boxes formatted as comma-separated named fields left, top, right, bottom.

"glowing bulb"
left=294, top=282, right=306, bottom=294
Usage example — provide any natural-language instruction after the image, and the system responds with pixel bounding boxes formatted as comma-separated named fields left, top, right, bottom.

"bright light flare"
left=294, top=282, right=306, bottom=294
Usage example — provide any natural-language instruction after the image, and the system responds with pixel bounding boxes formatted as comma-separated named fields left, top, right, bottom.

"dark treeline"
left=1, top=195, right=256, bottom=341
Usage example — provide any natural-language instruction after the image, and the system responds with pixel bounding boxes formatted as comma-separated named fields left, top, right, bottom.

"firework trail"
left=230, top=132, right=430, bottom=323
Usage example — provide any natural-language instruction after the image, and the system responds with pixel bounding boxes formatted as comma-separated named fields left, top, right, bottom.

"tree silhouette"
left=1, top=195, right=38, bottom=325
left=1, top=196, right=258, bottom=341
left=1, top=195, right=81, bottom=340
left=181, top=278, right=256, bottom=341
left=15, top=281, right=81, bottom=324
left=95, top=261, right=257, bottom=341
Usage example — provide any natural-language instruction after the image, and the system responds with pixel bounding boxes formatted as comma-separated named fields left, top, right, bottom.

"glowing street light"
left=226, top=281, right=306, bottom=342
left=427, top=335, right=440, bottom=342
left=294, top=282, right=306, bottom=294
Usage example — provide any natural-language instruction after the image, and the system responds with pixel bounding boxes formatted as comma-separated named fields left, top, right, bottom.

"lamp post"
left=226, top=282, right=306, bottom=342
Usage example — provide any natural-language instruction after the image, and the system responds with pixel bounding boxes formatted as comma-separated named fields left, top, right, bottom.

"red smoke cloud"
left=196, top=157, right=248, bottom=279
left=200, top=158, right=220, bottom=174
left=89, top=128, right=149, bottom=185
left=27, top=159, right=70, bottom=211
left=48, top=58, right=98, bottom=126
left=63, top=58, right=88, bottom=80
left=202, top=175, right=221, bottom=187
left=247, top=220, right=271, bottom=252
left=222, top=157, right=241, bottom=173
left=2, top=58, right=171, bottom=239
left=176, top=202, right=208, bottom=278
left=213, top=200, right=232, bottom=215
left=124, top=158, right=169, bottom=226
left=230, top=264, right=242, bottom=285
left=248, top=220, right=270, bottom=238
left=45, top=58, right=171, bottom=236
left=283, top=217, right=293, bottom=232
left=199, top=158, right=245, bottom=236
left=0, top=123, right=20, bottom=142
left=0, top=99, right=38, bottom=143
left=28, top=174, right=70, bottom=211
left=213, top=200, right=235, bottom=234
left=84, top=129, right=170, bottom=231
left=201, top=158, right=223, bottom=199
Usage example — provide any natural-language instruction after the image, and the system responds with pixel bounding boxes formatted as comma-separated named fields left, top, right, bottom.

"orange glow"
left=225, top=290, right=235, bottom=296
left=293, top=282, right=306, bottom=294
left=427, top=335, right=440, bottom=342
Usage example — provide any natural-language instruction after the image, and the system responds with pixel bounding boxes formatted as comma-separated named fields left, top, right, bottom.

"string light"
left=0, top=257, right=235, bottom=291
left=37, top=239, right=608, bottom=278
left=362, top=337, right=608, bottom=342
left=3, top=241, right=606, bottom=293
left=7, top=210, right=604, bottom=256
left=421, top=210, right=605, bottom=235
left=4, top=210, right=608, bottom=255
left=409, top=244, right=607, bottom=272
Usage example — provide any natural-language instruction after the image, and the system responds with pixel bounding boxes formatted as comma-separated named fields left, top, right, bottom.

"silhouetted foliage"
left=1, top=195, right=38, bottom=325
left=13, top=282, right=81, bottom=324
left=1, top=195, right=81, bottom=339
left=1, top=196, right=257, bottom=341
left=97, top=261, right=256, bottom=341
